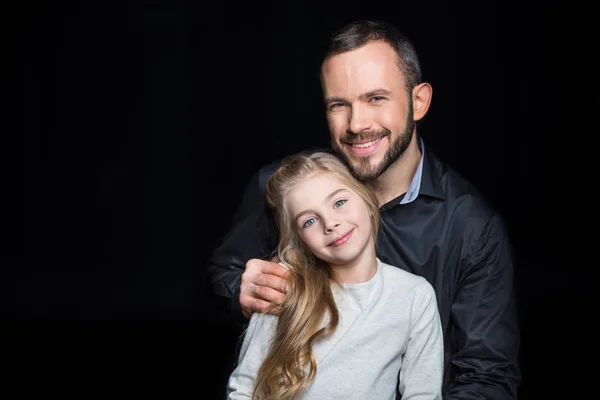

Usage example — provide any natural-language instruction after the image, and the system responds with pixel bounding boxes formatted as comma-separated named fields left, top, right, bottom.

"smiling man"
left=206, top=20, right=521, bottom=400
left=321, top=39, right=427, bottom=206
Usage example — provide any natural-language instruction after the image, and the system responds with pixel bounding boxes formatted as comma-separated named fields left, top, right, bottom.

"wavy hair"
left=252, top=151, right=379, bottom=399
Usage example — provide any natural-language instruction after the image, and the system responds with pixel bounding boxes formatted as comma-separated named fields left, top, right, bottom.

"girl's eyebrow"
left=293, top=188, right=349, bottom=221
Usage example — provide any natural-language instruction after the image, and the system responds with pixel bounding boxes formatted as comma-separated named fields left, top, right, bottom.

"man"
left=207, top=20, right=520, bottom=399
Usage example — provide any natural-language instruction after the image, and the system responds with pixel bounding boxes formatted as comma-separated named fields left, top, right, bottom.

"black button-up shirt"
left=206, top=138, right=520, bottom=399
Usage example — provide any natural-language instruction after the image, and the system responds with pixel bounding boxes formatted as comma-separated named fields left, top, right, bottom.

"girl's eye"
left=304, top=218, right=316, bottom=228
left=334, top=200, right=346, bottom=208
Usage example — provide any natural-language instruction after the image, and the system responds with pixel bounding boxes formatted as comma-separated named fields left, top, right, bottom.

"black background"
left=10, top=0, right=597, bottom=398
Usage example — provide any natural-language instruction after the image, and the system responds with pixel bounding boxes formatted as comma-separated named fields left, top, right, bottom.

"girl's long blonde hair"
left=252, top=151, right=380, bottom=399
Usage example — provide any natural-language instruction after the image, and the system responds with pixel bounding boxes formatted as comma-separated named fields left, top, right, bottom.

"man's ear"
left=412, top=82, right=433, bottom=122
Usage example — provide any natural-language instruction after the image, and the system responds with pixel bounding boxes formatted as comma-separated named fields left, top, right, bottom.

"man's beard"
left=331, top=107, right=416, bottom=182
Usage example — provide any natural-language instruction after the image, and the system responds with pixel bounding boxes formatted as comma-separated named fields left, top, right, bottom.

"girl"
left=227, top=151, right=443, bottom=400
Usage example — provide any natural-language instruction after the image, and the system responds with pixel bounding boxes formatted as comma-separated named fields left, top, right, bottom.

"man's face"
left=321, top=41, right=416, bottom=182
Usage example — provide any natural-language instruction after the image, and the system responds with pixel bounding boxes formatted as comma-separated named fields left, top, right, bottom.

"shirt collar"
left=400, top=136, right=446, bottom=204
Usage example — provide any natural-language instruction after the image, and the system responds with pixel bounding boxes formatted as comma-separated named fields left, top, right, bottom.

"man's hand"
left=240, top=258, right=289, bottom=319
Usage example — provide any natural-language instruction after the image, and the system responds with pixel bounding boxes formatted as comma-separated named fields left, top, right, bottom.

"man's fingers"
left=261, top=261, right=290, bottom=278
left=255, top=273, right=287, bottom=294
left=241, top=296, right=279, bottom=318
left=241, top=296, right=272, bottom=317
left=246, top=258, right=288, bottom=278
left=241, top=258, right=289, bottom=318
left=253, top=285, right=286, bottom=305
left=240, top=280, right=286, bottom=306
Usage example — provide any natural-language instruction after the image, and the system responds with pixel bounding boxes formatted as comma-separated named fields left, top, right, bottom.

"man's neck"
left=367, top=132, right=422, bottom=207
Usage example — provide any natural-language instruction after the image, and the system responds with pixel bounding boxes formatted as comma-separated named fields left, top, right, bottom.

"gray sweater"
left=227, top=259, right=443, bottom=399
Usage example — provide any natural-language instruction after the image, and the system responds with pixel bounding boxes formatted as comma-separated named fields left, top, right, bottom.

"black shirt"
left=206, top=139, right=520, bottom=399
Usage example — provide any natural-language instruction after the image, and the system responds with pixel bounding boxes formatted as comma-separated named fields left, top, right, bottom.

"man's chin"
left=352, top=169, right=383, bottom=182
left=334, top=147, right=379, bottom=177
left=348, top=160, right=385, bottom=182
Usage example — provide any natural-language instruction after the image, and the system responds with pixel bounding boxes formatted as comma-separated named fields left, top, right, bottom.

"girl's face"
left=285, top=172, right=374, bottom=268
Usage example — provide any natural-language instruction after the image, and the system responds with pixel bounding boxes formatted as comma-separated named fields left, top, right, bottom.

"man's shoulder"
left=429, top=151, right=494, bottom=210
left=427, top=149, right=506, bottom=234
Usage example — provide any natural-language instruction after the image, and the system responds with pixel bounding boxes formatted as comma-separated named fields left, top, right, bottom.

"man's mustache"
left=340, top=129, right=391, bottom=144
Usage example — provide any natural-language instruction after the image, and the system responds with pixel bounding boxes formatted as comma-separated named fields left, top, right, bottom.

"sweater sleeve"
left=398, top=280, right=444, bottom=400
left=227, top=312, right=278, bottom=399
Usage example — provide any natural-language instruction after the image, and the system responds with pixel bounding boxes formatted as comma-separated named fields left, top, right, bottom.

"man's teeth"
left=352, top=139, right=379, bottom=148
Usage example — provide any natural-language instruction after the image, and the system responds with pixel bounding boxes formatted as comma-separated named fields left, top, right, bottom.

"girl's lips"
left=329, top=229, right=354, bottom=247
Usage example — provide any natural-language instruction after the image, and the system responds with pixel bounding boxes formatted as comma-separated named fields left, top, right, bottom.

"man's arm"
left=445, top=212, right=521, bottom=400
left=206, top=166, right=280, bottom=323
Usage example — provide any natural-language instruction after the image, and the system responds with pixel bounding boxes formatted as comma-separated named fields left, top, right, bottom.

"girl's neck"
left=330, top=244, right=378, bottom=284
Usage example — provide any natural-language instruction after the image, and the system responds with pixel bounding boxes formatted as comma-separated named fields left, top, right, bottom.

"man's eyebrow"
left=293, top=188, right=349, bottom=221
left=324, top=96, right=346, bottom=104
left=324, top=89, right=393, bottom=104
left=359, top=89, right=393, bottom=100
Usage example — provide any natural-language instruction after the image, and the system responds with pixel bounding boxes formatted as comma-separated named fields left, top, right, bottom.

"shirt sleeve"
left=227, top=312, right=278, bottom=399
left=205, top=168, right=279, bottom=323
left=446, top=212, right=521, bottom=399
left=399, top=280, right=444, bottom=400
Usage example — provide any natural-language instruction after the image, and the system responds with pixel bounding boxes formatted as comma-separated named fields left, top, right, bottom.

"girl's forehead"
left=292, top=173, right=350, bottom=193
left=286, top=174, right=357, bottom=212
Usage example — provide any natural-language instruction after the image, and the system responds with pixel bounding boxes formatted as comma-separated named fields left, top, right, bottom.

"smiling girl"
left=227, top=151, right=443, bottom=400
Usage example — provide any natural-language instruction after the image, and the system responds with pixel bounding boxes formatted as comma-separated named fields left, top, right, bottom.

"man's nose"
left=347, top=105, right=373, bottom=134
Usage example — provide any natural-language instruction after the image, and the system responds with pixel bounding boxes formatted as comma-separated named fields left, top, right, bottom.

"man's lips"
left=328, top=229, right=354, bottom=246
left=345, top=137, right=384, bottom=148
left=344, top=136, right=385, bottom=156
